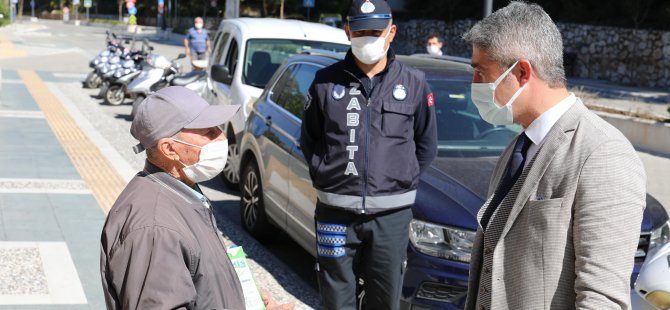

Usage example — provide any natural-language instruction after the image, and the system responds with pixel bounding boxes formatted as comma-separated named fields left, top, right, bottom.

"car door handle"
left=265, top=115, right=272, bottom=125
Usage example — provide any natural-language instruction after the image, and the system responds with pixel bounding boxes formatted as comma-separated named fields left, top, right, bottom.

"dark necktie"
left=480, top=132, right=532, bottom=230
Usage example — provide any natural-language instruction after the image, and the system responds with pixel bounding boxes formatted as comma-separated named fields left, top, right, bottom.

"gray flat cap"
left=130, top=86, right=239, bottom=153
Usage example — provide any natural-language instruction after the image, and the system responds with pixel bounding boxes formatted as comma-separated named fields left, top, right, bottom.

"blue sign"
left=303, top=0, right=314, bottom=8
left=158, top=0, right=164, bottom=4
left=10, top=0, right=18, bottom=4
left=128, top=6, right=137, bottom=15
left=84, top=0, right=92, bottom=8
left=30, top=0, right=35, bottom=7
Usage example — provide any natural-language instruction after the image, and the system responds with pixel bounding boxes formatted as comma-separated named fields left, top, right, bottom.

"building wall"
left=392, top=19, right=670, bottom=88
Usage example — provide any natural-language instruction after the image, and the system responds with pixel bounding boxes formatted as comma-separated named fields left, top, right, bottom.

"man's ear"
left=156, top=138, right=179, bottom=161
left=388, top=24, right=397, bottom=42
left=517, top=59, right=533, bottom=85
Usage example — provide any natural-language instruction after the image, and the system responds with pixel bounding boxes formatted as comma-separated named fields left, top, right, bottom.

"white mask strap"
left=171, top=138, right=202, bottom=149
left=493, top=60, right=519, bottom=87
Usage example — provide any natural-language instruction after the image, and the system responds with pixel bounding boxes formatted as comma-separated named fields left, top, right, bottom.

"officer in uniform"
left=300, top=1, right=437, bottom=309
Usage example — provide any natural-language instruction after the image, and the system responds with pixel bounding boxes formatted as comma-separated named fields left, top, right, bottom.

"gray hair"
left=462, top=1, right=566, bottom=87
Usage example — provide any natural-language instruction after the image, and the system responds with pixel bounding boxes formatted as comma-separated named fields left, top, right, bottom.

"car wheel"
left=105, top=84, right=125, bottom=106
left=240, top=160, right=276, bottom=241
left=221, top=142, right=241, bottom=189
left=130, top=95, right=145, bottom=119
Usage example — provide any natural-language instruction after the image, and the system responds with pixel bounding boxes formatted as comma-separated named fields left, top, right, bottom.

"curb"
left=568, top=81, right=670, bottom=105
left=596, top=111, right=670, bottom=157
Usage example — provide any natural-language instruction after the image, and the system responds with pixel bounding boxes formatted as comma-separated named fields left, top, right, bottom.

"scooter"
left=98, top=41, right=151, bottom=105
left=635, top=243, right=670, bottom=310
left=126, top=52, right=186, bottom=115
left=129, top=58, right=208, bottom=119
left=84, top=31, right=122, bottom=89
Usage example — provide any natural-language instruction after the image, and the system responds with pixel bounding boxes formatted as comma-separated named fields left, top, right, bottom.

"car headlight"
left=649, top=221, right=670, bottom=257
left=409, top=219, right=475, bottom=263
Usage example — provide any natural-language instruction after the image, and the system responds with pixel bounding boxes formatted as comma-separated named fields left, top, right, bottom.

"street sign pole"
left=303, top=0, right=314, bottom=21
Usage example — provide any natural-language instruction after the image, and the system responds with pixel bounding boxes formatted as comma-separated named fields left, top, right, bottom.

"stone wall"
left=391, top=19, right=670, bottom=88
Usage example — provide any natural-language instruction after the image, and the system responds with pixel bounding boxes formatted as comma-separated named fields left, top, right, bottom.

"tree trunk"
left=118, top=0, right=123, bottom=21
left=18, top=0, right=23, bottom=17
left=279, top=0, right=283, bottom=19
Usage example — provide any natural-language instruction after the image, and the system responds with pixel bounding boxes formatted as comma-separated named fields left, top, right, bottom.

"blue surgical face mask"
left=471, top=61, right=526, bottom=125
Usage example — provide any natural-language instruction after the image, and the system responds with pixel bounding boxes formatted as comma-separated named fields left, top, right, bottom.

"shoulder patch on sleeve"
left=427, top=93, right=434, bottom=107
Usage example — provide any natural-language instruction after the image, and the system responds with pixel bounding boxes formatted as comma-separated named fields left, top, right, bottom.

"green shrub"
left=0, top=0, right=9, bottom=27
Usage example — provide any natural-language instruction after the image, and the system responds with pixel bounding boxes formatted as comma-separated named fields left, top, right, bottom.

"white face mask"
left=195, top=23, right=203, bottom=29
left=173, top=139, right=228, bottom=183
left=350, top=28, right=391, bottom=65
left=426, top=45, right=442, bottom=56
left=470, top=61, right=527, bottom=125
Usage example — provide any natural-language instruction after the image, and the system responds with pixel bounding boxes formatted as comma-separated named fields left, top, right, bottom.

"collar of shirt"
left=176, top=181, right=211, bottom=209
left=524, top=93, right=576, bottom=146
left=522, top=93, right=576, bottom=168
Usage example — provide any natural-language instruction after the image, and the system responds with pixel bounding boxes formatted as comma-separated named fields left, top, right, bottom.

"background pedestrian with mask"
left=300, top=1, right=437, bottom=309
left=426, top=33, right=444, bottom=56
left=100, top=87, right=292, bottom=310
left=184, top=17, right=211, bottom=61
left=462, top=2, right=646, bottom=309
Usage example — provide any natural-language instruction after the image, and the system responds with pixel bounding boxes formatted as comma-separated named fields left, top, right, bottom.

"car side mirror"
left=211, top=64, right=233, bottom=85
left=177, top=53, right=186, bottom=59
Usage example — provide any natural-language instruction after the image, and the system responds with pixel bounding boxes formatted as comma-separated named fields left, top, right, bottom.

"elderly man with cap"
left=300, top=1, right=437, bottom=309
left=100, top=87, right=291, bottom=310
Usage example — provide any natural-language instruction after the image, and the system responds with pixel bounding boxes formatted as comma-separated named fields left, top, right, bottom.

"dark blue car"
left=227, top=52, right=670, bottom=309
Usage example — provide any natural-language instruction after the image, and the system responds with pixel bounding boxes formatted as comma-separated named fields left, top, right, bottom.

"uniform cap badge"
left=361, top=0, right=375, bottom=14
left=393, top=84, right=407, bottom=101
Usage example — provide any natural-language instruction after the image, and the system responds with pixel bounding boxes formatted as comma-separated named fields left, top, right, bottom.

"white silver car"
left=205, top=18, right=350, bottom=187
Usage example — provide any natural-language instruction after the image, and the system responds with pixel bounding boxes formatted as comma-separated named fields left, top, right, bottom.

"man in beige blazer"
left=462, top=2, right=647, bottom=310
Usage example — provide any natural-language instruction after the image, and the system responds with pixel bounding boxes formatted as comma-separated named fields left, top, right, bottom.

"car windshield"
left=243, top=39, right=349, bottom=88
left=428, top=78, right=521, bottom=158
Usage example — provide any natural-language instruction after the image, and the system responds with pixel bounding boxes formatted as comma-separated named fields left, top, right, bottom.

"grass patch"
left=0, top=18, right=9, bottom=27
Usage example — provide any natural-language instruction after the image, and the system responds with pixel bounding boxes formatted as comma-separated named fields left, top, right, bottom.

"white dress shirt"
left=523, top=93, right=576, bottom=167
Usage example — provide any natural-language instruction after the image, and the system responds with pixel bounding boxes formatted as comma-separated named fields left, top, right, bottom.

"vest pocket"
left=382, top=101, right=414, bottom=139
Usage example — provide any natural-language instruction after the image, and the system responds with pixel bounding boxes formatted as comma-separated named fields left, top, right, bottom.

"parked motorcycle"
left=98, top=41, right=151, bottom=105
left=126, top=52, right=186, bottom=115
left=84, top=31, right=122, bottom=89
left=129, top=57, right=207, bottom=119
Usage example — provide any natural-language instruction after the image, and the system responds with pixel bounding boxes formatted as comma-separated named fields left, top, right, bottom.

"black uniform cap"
left=347, top=0, right=392, bottom=32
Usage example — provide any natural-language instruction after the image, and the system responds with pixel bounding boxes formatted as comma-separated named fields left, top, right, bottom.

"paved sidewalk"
left=0, top=68, right=108, bottom=309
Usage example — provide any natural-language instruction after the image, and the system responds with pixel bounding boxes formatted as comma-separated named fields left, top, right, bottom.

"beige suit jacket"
left=465, top=100, right=647, bottom=310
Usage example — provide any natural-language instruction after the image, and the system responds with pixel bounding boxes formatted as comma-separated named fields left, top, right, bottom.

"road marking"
left=52, top=73, right=87, bottom=79
left=0, top=110, right=45, bottom=119
left=18, top=70, right=126, bottom=214
left=0, top=178, right=90, bottom=194
left=0, top=32, right=27, bottom=59
left=0, top=79, right=23, bottom=84
left=0, top=242, right=87, bottom=305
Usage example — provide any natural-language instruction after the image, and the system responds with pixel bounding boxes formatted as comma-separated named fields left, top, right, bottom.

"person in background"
left=426, top=33, right=444, bottom=56
left=184, top=17, right=211, bottom=61
left=462, top=2, right=646, bottom=309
